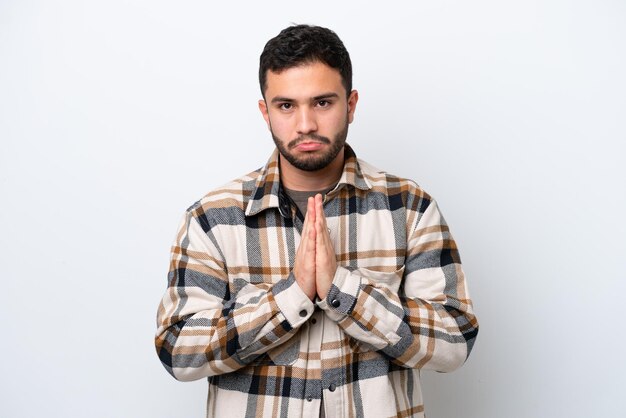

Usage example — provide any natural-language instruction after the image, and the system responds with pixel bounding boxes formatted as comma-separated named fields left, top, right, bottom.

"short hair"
left=259, top=24, right=352, bottom=97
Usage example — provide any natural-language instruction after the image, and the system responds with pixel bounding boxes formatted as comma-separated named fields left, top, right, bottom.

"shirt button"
left=331, top=299, right=341, bottom=308
left=307, top=396, right=312, bottom=402
left=328, top=383, right=336, bottom=392
left=311, top=318, right=317, bottom=324
left=299, top=309, right=307, bottom=317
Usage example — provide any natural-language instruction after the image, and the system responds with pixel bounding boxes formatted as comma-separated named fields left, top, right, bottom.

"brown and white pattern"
left=156, top=145, right=478, bottom=418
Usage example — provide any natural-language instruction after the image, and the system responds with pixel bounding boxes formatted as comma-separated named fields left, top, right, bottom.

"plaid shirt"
left=156, top=145, right=478, bottom=418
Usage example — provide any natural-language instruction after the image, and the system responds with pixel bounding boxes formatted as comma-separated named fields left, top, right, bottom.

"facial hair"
left=271, top=122, right=349, bottom=172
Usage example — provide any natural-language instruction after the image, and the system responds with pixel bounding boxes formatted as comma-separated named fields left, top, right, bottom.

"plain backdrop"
left=1, top=1, right=624, bottom=417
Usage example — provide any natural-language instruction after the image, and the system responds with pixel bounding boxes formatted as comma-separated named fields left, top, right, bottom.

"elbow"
left=434, top=345, right=469, bottom=373
left=156, top=348, right=213, bottom=382
left=170, top=367, right=207, bottom=382
left=155, top=338, right=213, bottom=382
left=434, top=323, right=479, bottom=373
left=155, top=332, right=198, bottom=382
left=415, top=319, right=478, bottom=373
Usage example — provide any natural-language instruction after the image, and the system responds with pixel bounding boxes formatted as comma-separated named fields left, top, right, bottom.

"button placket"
left=325, top=215, right=338, bottom=244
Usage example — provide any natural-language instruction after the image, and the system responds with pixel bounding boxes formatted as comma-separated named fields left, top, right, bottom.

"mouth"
left=288, top=135, right=331, bottom=151
left=293, top=141, right=326, bottom=152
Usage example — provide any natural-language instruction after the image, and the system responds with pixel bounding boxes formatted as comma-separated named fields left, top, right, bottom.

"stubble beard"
left=271, top=122, right=349, bottom=172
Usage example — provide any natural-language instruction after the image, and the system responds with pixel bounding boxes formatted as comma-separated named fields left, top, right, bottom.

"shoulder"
left=357, top=158, right=433, bottom=209
left=185, top=167, right=263, bottom=220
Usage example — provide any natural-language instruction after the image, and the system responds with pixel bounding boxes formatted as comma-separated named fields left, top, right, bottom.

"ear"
left=258, top=99, right=271, bottom=130
left=347, top=90, right=359, bottom=124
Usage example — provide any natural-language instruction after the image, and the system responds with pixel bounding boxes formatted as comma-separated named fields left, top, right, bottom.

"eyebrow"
left=312, top=93, right=339, bottom=101
left=270, top=92, right=340, bottom=104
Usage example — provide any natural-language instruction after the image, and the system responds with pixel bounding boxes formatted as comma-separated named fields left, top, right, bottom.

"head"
left=258, top=25, right=358, bottom=174
left=259, top=25, right=353, bottom=98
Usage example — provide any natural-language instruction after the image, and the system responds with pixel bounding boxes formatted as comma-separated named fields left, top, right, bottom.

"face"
left=259, top=61, right=358, bottom=172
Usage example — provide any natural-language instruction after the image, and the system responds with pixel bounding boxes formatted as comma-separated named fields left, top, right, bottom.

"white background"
left=1, top=1, right=624, bottom=417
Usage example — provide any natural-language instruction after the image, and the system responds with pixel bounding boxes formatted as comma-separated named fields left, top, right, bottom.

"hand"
left=314, top=193, right=337, bottom=299
left=293, top=196, right=317, bottom=300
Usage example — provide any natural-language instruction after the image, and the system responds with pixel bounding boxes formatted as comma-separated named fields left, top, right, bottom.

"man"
left=156, top=25, right=478, bottom=418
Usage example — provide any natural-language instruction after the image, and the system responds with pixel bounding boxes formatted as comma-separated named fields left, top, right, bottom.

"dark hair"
left=259, top=25, right=352, bottom=97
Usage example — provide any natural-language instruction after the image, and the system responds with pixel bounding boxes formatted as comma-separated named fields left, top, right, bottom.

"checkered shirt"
left=155, top=145, right=478, bottom=418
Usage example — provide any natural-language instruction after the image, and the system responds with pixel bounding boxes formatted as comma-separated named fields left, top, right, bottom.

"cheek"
left=268, top=113, right=293, bottom=136
left=324, top=111, right=349, bottom=132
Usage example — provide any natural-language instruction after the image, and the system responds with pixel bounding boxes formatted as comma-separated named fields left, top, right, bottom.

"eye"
left=317, top=100, right=330, bottom=107
left=279, top=103, right=293, bottom=111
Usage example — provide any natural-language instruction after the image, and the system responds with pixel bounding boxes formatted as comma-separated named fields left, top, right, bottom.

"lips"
left=288, top=134, right=331, bottom=151
left=294, top=141, right=325, bottom=151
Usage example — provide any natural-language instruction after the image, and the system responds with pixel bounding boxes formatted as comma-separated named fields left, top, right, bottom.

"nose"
left=296, top=107, right=318, bottom=134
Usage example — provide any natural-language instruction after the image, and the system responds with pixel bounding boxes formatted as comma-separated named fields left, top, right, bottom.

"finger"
left=315, top=193, right=323, bottom=216
left=308, top=221, right=316, bottom=251
left=314, top=194, right=323, bottom=228
left=314, top=195, right=323, bottom=237
left=315, top=199, right=330, bottom=254
left=294, top=198, right=317, bottom=300
left=314, top=195, right=335, bottom=261
left=301, top=197, right=315, bottom=241
left=308, top=196, right=316, bottom=225
left=315, top=194, right=330, bottom=238
left=308, top=197, right=317, bottom=253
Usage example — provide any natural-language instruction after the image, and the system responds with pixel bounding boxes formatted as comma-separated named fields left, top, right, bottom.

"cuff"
left=273, top=273, right=315, bottom=328
left=317, top=266, right=361, bottom=319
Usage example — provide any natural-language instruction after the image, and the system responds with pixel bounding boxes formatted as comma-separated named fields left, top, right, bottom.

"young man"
left=156, top=25, right=478, bottom=418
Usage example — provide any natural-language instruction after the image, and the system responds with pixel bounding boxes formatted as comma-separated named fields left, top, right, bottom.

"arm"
left=318, top=196, right=478, bottom=372
left=155, top=209, right=314, bottom=381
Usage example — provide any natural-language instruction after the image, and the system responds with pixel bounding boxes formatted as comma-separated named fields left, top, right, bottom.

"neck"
left=279, top=148, right=345, bottom=191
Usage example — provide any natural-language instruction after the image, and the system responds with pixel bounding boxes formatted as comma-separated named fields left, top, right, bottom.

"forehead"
left=264, top=61, right=346, bottom=100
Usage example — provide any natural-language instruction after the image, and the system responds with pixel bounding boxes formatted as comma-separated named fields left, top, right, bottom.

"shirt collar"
left=245, top=144, right=372, bottom=217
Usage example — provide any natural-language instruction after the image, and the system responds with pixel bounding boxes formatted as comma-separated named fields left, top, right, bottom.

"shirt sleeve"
left=155, top=210, right=315, bottom=381
left=317, top=197, right=478, bottom=372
